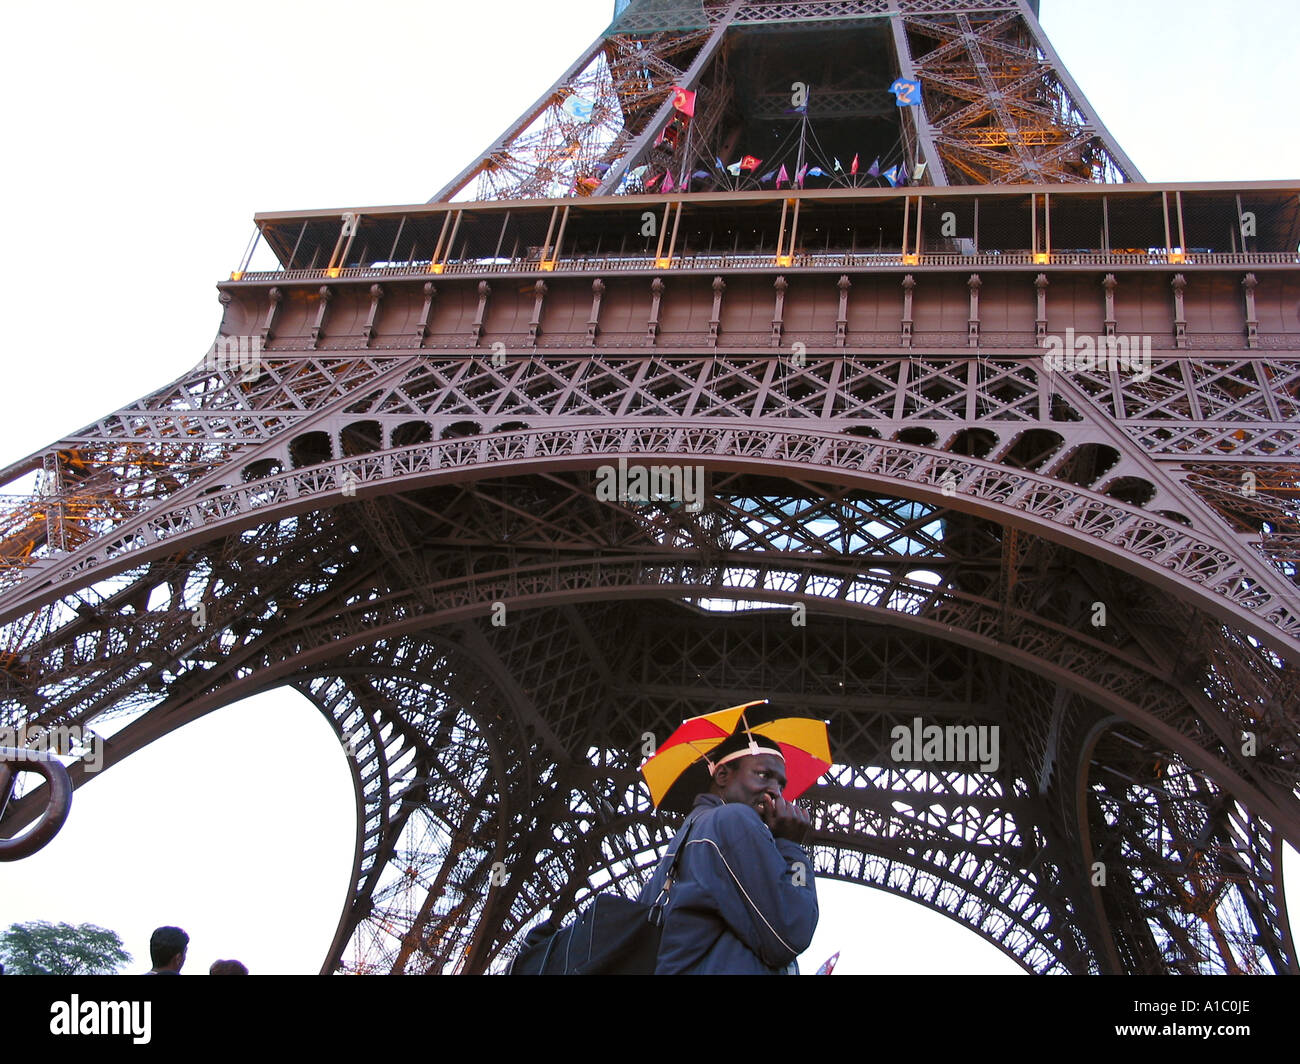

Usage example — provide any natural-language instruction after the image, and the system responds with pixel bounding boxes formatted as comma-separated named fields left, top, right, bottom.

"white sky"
left=0, top=0, right=1296, bottom=975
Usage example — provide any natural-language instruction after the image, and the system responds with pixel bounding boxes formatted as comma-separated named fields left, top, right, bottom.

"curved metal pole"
left=0, top=748, right=72, bottom=861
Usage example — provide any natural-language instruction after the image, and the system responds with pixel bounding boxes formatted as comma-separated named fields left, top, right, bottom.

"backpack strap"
left=648, top=808, right=704, bottom=925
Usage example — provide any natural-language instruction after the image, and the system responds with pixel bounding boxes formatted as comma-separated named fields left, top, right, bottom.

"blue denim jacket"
left=638, top=793, right=818, bottom=974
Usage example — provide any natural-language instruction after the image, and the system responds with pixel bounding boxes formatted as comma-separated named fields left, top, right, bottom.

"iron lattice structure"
left=434, top=0, right=1141, bottom=202
left=2, top=0, right=1299, bottom=976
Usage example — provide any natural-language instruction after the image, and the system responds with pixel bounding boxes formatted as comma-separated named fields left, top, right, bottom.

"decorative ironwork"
left=1, top=1, right=1296, bottom=976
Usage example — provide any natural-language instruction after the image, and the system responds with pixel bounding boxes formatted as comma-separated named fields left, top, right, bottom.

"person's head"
left=209, top=959, right=249, bottom=975
left=709, top=751, right=787, bottom=814
left=149, top=926, right=189, bottom=972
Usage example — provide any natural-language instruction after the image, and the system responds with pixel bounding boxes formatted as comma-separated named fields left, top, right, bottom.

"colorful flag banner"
left=850, top=154, right=860, bottom=176
left=867, top=157, right=881, bottom=178
left=913, top=162, right=927, bottom=182
left=776, top=164, right=790, bottom=188
left=883, top=165, right=900, bottom=186
left=671, top=86, right=696, bottom=117
left=890, top=78, right=921, bottom=106
left=561, top=95, right=595, bottom=122
left=795, top=164, right=808, bottom=188
left=726, top=161, right=742, bottom=176
left=661, top=171, right=675, bottom=193
left=807, top=167, right=826, bottom=178
left=739, top=155, right=762, bottom=172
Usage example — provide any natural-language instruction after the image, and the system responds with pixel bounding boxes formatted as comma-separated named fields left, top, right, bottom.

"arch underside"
left=2, top=458, right=1296, bottom=974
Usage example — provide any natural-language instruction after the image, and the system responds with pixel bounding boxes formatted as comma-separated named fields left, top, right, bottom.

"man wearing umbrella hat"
left=638, top=701, right=827, bottom=974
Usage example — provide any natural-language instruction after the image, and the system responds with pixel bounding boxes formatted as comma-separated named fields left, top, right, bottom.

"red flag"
left=670, top=86, right=696, bottom=117
left=739, top=155, right=762, bottom=172
left=850, top=153, right=860, bottom=175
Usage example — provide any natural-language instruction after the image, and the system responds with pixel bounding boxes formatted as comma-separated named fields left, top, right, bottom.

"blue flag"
left=889, top=78, right=921, bottom=107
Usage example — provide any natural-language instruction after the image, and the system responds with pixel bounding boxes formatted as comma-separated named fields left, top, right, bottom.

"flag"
left=691, top=170, right=710, bottom=180
left=883, top=165, right=900, bottom=187
left=630, top=165, right=649, bottom=181
left=890, top=78, right=921, bottom=106
left=913, top=162, right=927, bottom=182
left=759, top=170, right=776, bottom=183
left=867, top=157, right=881, bottom=178
left=834, top=158, right=843, bottom=172
left=561, top=95, right=595, bottom=122
left=776, top=164, right=789, bottom=188
left=816, top=951, right=840, bottom=975
left=715, top=156, right=726, bottom=170
left=661, top=170, right=675, bottom=193
left=807, top=167, right=826, bottom=177
left=795, top=164, right=808, bottom=188
left=593, top=161, right=611, bottom=175
left=739, top=155, right=762, bottom=172
left=850, top=153, right=860, bottom=175
left=670, top=86, right=696, bottom=117
left=726, top=161, right=742, bottom=176
left=644, top=171, right=663, bottom=190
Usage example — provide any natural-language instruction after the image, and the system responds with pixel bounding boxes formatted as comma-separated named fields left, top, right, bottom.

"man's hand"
left=759, top=793, right=813, bottom=846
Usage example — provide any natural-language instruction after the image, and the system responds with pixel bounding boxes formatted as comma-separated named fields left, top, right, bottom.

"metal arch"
left=8, top=528, right=1276, bottom=852
left=291, top=661, right=522, bottom=975
left=4, top=422, right=1293, bottom=658
left=1074, top=717, right=1296, bottom=974
left=5, top=455, right=1294, bottom=837
left=2, top=488, right=1293, bottom=971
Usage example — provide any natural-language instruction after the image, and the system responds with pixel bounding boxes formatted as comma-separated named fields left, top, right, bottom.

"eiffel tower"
left=1, top=0, right=1297, bottom=975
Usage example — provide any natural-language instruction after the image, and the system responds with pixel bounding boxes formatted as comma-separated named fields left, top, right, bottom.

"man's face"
left=715, top=753, right=787, bottom=814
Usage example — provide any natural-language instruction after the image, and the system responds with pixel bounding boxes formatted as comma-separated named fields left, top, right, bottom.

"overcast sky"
left=0, top=0, right=1296, bottom=975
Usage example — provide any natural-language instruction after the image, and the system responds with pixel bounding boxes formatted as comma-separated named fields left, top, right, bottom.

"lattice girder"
left=434, top=0, right=1138, bottom=201
left=3, top=457, right=1296, bottom=973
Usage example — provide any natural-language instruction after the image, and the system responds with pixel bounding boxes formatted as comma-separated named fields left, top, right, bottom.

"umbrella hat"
left=641, top=699, right=831, bottom=811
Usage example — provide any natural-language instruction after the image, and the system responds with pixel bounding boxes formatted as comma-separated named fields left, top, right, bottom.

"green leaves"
left=0, top=920, right=132, bottom=975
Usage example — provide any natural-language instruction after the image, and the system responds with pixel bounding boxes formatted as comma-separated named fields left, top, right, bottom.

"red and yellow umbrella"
left=641, top=699, right=832, bottom=811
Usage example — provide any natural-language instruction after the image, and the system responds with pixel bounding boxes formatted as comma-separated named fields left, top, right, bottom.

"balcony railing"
left=233, top=248, right=1300, bottom=284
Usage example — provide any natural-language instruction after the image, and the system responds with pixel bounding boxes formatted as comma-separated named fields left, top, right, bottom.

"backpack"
left=508, top=812, right=700, bottom=974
